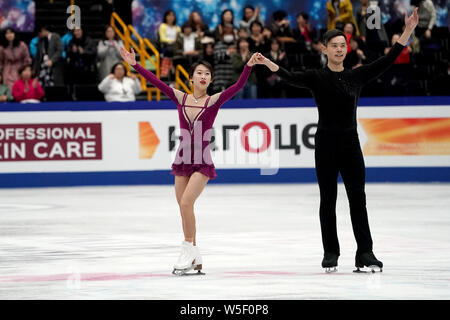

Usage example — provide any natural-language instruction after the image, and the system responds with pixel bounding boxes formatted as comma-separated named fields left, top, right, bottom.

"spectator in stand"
left=33, top=25, right=64, bottom=88
left=262, top=38, right=288, bottom=98
left=239, top=5, right=264, bottom=36
left=382, top=33, right=412, bottom=89
left=29, top=36, right=38, bottom=58
left=12, top=64, right=44, bottom=102
left=231, top=38, right=257, bottom=99
left=293, top=12, right=318, bottom=48
left=0, top=72, right=13, bottom=102
left=343, top=22, right=357, bottom=53
left=158, top=10, right=181, bottom=57
left=271, top=10, right=294, bottom=41
left=385, top=33, right=412, bottom=65
left=214, top=9, right=238, bottom=42
left=411, top=0, right=437, bottom=39
left=61, top=30, right=73, bottom=59
left=238, top=27, right=249, bottom=40
left=344, top=35, right=367, bottom=69
left=262, top=26, right=274, bottom=43
left=66, top=27, right=97, bottom=85
left=311, top=39, right=328, bottom=67
left=213, top=23, right=236, bottom=93
left=201, top=42, right=215, bottom=69
left=173, top=23, right=202, bottom=70
left=0, top=27, right=32, bottom=89
left=98, top=62, right=141, bottom=102
left=187, top=11, right=209, bottom=40
left=97, top=25, right=124, bottom=81
left=248, top=21, right=270, bottom=54
left=327, top=0, right=360, bottom=35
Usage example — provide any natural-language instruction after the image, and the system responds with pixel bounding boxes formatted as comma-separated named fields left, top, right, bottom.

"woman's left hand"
left=247, top=52, right=261, bottom=66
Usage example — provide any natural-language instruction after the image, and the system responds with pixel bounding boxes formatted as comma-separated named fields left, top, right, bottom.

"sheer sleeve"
left=214, top=64, right=253, bottom=107
left=132, top=62, right=177, bottom=103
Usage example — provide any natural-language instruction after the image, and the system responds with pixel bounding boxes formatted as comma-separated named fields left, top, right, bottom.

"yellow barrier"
left=111, top=12, right=162, bottom=101
left=110, top=12, right=193, bottom=100
left=175, top=65, right=193, bottom=93
left=110, top=12, right=130, bottom=50
left=128, top=25, right=161, bottom=101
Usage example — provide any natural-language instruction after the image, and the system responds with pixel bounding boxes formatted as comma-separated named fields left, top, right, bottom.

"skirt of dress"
left=170, top=163, right=218, bottom=180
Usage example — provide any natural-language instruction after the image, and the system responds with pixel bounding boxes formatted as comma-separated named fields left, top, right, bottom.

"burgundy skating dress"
left=132, top=63, right=253, bottom=179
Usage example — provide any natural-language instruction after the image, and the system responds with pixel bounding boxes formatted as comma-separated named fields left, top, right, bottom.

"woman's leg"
left=179, top=172, right=209, bottom=244
left=175, top=175, right=190, bottom=240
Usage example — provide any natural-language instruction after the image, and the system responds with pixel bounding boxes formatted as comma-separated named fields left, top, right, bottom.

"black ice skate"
left=322, top=252, right=339, bottom=273
left=353, top=252, right=383, bottom=273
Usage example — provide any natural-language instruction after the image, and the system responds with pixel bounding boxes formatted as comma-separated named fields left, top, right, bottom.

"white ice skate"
left=172, top=241, right=205, bottom=276
left=192, top=245, right=204, bottom=274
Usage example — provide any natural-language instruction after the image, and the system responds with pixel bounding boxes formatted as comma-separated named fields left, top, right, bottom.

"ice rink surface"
left=0, top=183, right=449, bottom=300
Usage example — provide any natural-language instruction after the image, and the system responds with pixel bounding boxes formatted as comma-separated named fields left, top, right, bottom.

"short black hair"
left=249, top=20, right=263, bottom=32
left=322, top=29, right=346, bottom=46
left=102, top=25, right=118, bottom=40
left=163, top=10, right=177, bottom=25
left=0, top=27, right=20, bottom=48
left=110, top=62, right=126, bottom=74
left=220, top=9, right=234, bottom=25
left=273, top=10, right=287, bottom=22
left=270, top=37, right=283, bottom=50
left=189, top=60, right=214, bottom=80
left=297, top=12, right=309, bottom=21
left=18, top=64, right=32, bottom=75
left=344, top=22, right=357, bottom=36
left=243, top=5, right=255, bottom=21
left=181, top=22, right=194, bottom=33
left=236, top=37, right=249, bottom=49
left=36, top=25, right=50, bottom=33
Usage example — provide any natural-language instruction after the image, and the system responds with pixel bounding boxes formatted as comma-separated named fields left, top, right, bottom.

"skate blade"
left=172, top=269, right=205, bottom=276
left=324, top=267, right=338, bottom=273
left=353, top=266, right=383, bottom=273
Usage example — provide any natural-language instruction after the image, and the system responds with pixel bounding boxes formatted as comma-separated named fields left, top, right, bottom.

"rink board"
left=0, top=97, right=449, bottom=187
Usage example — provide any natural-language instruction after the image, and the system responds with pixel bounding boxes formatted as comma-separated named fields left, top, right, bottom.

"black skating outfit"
left=276, top=42, right=405, bottom=257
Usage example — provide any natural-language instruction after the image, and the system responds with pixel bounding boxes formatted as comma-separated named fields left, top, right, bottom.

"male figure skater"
left=255, top=8, right=419, bottom=272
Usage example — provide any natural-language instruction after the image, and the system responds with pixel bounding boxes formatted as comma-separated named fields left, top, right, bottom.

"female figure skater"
left=120, top=46, right=261, bottom=275
left=255, top=8, right=419, bottom=273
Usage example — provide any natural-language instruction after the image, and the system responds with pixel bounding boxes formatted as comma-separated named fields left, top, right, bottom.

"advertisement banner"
left=1, top=105, right=449, bottom=175
left=0, top=123, right=102, bottom=162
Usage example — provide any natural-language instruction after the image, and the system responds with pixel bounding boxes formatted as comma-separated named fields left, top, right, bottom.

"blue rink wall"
left=1, top=97, right=449, bottom=188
